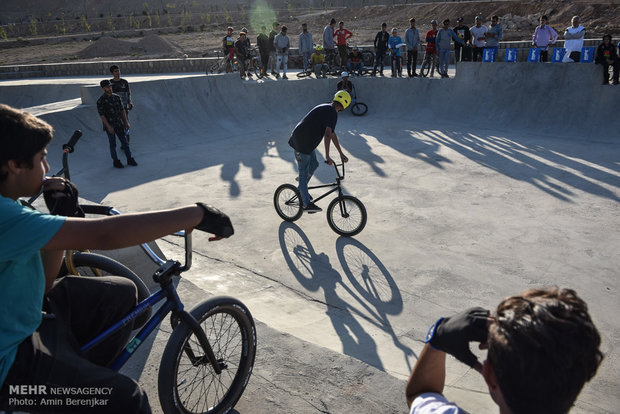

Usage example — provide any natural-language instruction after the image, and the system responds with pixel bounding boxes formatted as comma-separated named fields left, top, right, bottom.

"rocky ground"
left=1, top=1, right=618, bottom=66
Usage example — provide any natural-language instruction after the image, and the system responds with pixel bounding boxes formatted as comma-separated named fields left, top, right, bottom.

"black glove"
left=195, top=203, right=234, bottom=238
left=43, top=179, right=85, bottom=217
left=426, top=307, right=490, bottom=368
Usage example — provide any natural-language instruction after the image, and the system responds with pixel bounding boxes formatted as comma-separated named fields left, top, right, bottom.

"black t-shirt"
left=288, top=104, right=338, bottom=154
left=453, top=25, right=471, bottom=44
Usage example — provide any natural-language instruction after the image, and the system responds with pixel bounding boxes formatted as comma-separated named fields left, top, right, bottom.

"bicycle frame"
left=306, top=162, right=346, bottom=205
left=80, top=233, right=222, bottom=375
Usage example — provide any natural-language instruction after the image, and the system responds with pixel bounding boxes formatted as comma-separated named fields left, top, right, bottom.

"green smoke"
left=249, top=0, right=277, bottom=34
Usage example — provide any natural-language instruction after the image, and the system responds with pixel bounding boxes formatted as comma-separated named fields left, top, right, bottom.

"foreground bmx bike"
left=274, top=162, right=367, bottom=237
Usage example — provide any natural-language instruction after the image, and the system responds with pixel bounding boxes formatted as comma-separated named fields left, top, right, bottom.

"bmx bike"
left=81, top=231, right=257, bottom=414
left=350, top=86, right=368, bottom=117
left=273, top=162, right=367, bottom=237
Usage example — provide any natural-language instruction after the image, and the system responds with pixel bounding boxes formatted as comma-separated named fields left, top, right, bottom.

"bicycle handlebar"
left=63, top=130, right=82, bottom=154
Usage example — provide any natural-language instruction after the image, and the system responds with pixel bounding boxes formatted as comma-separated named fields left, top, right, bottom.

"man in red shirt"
left=334, top=21, right=353, bottom=69
left=424, top=20, right=439, bottom=77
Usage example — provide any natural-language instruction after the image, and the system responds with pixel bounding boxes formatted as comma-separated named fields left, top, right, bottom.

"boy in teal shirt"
left=0, top=103, right=233, bottom=413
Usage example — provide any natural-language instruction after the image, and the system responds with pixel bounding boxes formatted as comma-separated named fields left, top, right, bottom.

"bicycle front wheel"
left=296, top=70, right=313, bottom=78
left=327, top=195, right=367, bottom=237
left=158, top=297, right=256, bottom=414
left=274, top=184, right=303, bottom=222
left=420, top=58, right=430, bottom=77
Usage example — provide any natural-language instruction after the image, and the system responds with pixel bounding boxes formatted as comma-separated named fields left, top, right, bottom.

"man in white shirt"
left=563, top=15, right=586, bottom=62
left=470, top=16, right=488, bottom=62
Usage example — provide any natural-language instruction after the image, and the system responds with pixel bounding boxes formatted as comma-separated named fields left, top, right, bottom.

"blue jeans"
left=348, top=62, right=363, bottom=76
left=302, top=52, right=312, bottom=71
left=106, top=129, right=132, bottom=161
left=295, top=150, right=319, bottom=207
left=438, top=48, right=450, bottom=75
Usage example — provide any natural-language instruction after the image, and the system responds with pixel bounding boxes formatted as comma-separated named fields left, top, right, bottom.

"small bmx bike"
left=350, top=86, right=368, bottom=116
left=274, top=162, right=367, bottom=237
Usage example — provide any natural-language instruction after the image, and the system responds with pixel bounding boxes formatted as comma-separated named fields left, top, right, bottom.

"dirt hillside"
left=1, top=0, right=618, bottom=66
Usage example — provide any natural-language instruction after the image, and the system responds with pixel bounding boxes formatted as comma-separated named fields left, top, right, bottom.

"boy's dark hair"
left=488, top=287, right=603, bottom=414
left=330, top=18, right=336, bottom=25
left=492, top=15, right=499, bottom=20
left=109, top=64, right=119, bottom=73
left=0, top=104, right=54, bottom=182
left=409, top=18, right=416, bottom=23
left=602, top=34, right=612, bottom=41
left=339, top=21, right=344, bottom=25
left=541, top=15, right=548, bottom=21
left=381, top=22, right=387, bottom=27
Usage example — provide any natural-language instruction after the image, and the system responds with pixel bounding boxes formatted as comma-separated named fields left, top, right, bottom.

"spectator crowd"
left=210, top=15, right=619, bottom=83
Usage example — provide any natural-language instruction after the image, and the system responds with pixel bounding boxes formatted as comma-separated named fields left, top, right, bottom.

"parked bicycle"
left=274, top=162, right=367, bottom=236
left=419, top=45, right=439, bottom=78
left=349, top=85, right=368, bottom=116
left=207, top=50, right=239, bottom=75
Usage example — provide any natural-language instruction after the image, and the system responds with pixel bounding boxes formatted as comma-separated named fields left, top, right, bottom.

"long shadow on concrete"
left=278, top=222, right=415, bottom=372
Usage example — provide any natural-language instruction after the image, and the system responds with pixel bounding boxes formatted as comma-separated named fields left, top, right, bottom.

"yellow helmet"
left=333, top=90, right=351, bottom=109
left=316, top=45, right=323, bottom=51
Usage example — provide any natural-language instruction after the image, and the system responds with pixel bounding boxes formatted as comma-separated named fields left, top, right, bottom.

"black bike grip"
left=62, top=130, right=82, bottom=153
left=81, top=204, right=114, bottom=216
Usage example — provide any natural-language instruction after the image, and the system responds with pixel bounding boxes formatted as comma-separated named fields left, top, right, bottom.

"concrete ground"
left=1, top=62, right=618, bottom=413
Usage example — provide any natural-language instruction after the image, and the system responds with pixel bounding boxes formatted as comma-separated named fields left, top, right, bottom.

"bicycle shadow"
left=335, top=237, right=416, bottom=373
left=278, top=222, right=415, bottom=372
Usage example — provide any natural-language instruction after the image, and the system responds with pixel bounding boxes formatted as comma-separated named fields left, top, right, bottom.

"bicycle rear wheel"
left=158, top=296, right=256, bottom=414
left=62, top=251, right=152, bottom=327
left=296, top=70, right=313, bottom=78
left=361, top=51, right=374, bottom=67
left=274, top=184, right=303, bottom=222
left=326, top=195, right=367, bottom=237
left=351, top=102, right=368, bottom=116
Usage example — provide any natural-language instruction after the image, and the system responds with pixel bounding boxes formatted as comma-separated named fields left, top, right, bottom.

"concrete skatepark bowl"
left=0, top=62, right=619, bottom=413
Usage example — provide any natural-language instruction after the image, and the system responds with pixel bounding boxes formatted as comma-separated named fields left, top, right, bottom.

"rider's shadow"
left=278, top=222, right=382, bottom=369
left=335, top=237, right=416, bottom=373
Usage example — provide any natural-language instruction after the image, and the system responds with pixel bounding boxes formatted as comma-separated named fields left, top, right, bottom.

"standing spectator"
left=274, top=26, right=290, bottom=79
left=268, top=22, right=280, bottom=75
left=222, top=26, right=236, bottom=73
left=334, top=21, right=353, bottom=70
left=563, top=16, right=586, bottom=63
left=388, top=28, right=404, bottom=77
left=484, top=15, right=503, bottom=62
left=406, top=287, right=602, bottom=414
left=96, top=80, right=136, bottom=169
left=235, top=30, right=252, bottom=79
left=424, top=20, right=439, bottom=77
left=470, top=16, right=488, bottom=62
left=109, top=65, right=133, bottom=142
left=311, top=46, right=328, bottom=78
left=436, top=19, right=464, bottom=78
left=405, top=18, right=420, bottom=77
left=453, top=17, right=471, bottom=62
left=257, top=26, right=271, bottom=77
left=347, top=47, right=364, bottom=76
left=288, top=91, right=351, bottom=213
left=532, top=15, right=558, bottom=62
left=373, top=23, right=390, bottom=76
left=336, top=72, right=354, bottom=94
left=595, top=34, right=620, bottom=85
left=299, top=23, right=313, bottom=72
left=323, top=18, right=337, bottom=68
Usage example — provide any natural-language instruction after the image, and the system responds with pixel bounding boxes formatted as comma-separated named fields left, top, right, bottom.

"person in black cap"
left=96, top=79, right=137, bottom=168
left=453, top=17, right=471, bottom=62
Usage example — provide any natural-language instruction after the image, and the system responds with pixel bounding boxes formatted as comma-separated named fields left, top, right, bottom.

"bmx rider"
left=288, top=91, right=351, bottom=213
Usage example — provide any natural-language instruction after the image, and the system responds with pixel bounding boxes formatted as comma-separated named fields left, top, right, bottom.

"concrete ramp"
left=1, top=63, right=618, bottom=413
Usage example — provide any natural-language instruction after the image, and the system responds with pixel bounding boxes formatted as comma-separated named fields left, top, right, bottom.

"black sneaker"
left=127, top=157, right=138, bottom=166
left=275, top=73, right=281, bottom=79
left=304, top=202, right=322, bottom=213
left=113, top=160, right=124, bottom=168
left=282, top=74, right=288, bottom=79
